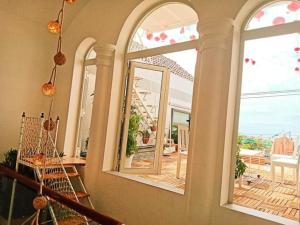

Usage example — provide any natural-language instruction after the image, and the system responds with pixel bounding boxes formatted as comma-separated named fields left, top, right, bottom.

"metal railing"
left=0, top=165, right=123, bottom=225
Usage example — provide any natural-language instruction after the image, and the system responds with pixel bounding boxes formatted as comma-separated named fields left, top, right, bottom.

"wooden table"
left=61, top=157, right=86, bottom=166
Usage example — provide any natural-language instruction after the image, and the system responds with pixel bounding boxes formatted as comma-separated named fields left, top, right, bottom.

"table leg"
left=249, top=156, right=252, bottom=177
left=281, top=166, right=284, bottom=184
left=271, top=164, right=275, bottom=189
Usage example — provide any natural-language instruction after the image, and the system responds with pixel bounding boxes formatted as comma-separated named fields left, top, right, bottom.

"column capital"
left=94, top=43, right=116, bottom=66
left=197, top=19, right=234, bottom=52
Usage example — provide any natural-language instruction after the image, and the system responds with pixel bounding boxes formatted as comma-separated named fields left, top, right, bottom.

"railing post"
left=7, top=112, right=26, bottom=225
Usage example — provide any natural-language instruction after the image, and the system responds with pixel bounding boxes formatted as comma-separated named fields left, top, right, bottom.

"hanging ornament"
left=295, top=67, right=300, bottom=72
left=42, top=82, right=56, bottom=96
left=43, top=118, right=56, bottom=131
left=65, top=0, right=76, bottom=4
left=169, top=39, right=176, bottom=45
left=180, top=27, right=185, bottom=34
left=160, top=32, right=168, bottom=41
left=298, top=58, right=300, bottom=63
left=245, top=58, right=250, bottom=63
left=54, top=51, right=66, bottom=65
left=255, top=10, right=265, bottom=21
left=154, top=36, right=160, bottom=42
left=251, top=59, right=256, bottom=65
left=189, top=35, right=196, bottom=40
left=272, top=16, right=285, bottom=25
left=33, top=196, right=48, bottom=210
left=146, top=33, right=153, bottom=40
left=287, top=2, right=300, bottom=12
left=294, top=47, right=300, bottom=52
left=47, top=20, right=61, bottom=34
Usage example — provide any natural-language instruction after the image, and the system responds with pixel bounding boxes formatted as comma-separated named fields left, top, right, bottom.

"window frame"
left=113, top=3, right=200, bottom=189
left=171, top=108, right=191, bottom=127
left=74, top=45, right=97, bottom=157
left=228, top=0, right=300, bottom=219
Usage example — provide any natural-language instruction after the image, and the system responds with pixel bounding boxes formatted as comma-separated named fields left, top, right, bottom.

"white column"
left=84, top=43, right=115, bottom=190
left=185, top=19, right=234, bottom=224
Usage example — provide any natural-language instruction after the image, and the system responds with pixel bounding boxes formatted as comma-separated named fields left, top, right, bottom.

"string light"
left=54, top=51, right=66, bottom=65
left=47, top=20, right=61, bottom=34
left=65, top=0, right=76, bottom=4
left=28, top=2, right=75, bottom=223
left=42, top=82, right=55, bottom=96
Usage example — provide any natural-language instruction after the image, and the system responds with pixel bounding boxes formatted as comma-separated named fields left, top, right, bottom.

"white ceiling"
left=0, top=1, right=198, bottom=34
left=0, top=0, right=90, bottom=30
left=140, top=3, right=198, bottom=33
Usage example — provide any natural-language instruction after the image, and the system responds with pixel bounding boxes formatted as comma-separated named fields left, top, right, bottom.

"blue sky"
left=239, top=33, right=300, bottom=136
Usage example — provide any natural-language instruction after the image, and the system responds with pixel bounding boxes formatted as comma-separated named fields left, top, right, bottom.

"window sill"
left=105, top=171, right=185, bottom=195
left=222, top=203, right=300, bottom=225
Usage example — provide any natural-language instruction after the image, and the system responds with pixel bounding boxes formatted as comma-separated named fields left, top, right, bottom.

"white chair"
left=271, top=137, right=299, bottom=193
left=176, top=125, right=189, bottom=179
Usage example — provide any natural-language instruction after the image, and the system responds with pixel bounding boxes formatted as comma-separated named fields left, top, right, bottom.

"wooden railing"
left=0, top=165, right=123, bottom=225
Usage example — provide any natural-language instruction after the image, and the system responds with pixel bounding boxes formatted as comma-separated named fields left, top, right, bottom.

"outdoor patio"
left=131, top=152, right=187, bottom=190
left=130, top=151, right=299, bottom=221
left=234, top=162, right=300, bottom=221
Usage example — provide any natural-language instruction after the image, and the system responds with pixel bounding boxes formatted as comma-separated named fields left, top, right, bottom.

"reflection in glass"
left=125, top=67, right=163, bottom=169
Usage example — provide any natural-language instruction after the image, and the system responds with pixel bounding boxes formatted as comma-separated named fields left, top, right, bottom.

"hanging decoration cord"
left=23, top=1, right=75, bottom=224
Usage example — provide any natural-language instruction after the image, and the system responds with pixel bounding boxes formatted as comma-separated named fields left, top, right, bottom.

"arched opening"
left=63, top=37, right=96, bottom=157
left=110, top=2, right=199, bottom=193
left=230, top=1, right=300, bottom=222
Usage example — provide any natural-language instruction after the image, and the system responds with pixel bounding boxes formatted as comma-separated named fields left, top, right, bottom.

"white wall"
left=0, top=9, right=54, bottom=159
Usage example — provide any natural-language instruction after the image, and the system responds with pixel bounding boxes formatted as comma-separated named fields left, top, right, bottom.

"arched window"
left=116, top=3, right=199, bottom=193
left=63, top=38, right=96, bottom=157
left=128, top=4, right=198, bottom=52
left=75, top=48, right=97, bottom=157
left=246, top=1, right=300, bottom=30
left=232, top=1, right=300, bottom=222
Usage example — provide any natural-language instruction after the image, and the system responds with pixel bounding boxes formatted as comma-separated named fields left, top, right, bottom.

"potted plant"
left=235, top=136, right=247, bottom=188
left=140, top=130, right=150, bottom=144
left=171, top=124, right=178, bottom=151
left=150, top=120, right=157, bottom=132
left=125, top=113, right=143, bottom=167
left=0, top=149, right=36, bottom=219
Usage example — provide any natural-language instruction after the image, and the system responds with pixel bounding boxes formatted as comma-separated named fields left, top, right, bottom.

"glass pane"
left=128, top=3, right=198, bottom=52
left=122, top=49, right=197, bottom=191
left=246, top=1, right=300, bottom=30
left=234, top=33, right=300, bottom=221
left=76, top=65, right=96, bottom=158
left=124, top=65, right=163, bottom=169
left=172, top=110, right=190, bottom=126
left=85, top=46, right=96, bottom=60
left=163, top=50, right=195, bottom=181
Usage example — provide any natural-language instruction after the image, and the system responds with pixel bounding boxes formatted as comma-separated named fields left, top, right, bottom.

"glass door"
left=120, top=62, right=170, bottom=174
